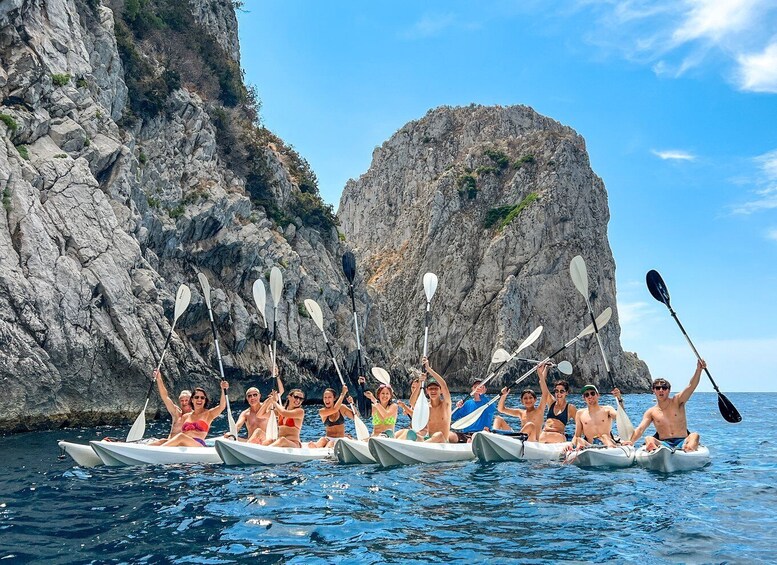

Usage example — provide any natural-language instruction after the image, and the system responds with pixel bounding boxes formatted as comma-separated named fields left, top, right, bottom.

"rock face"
left=0, top=0, right=373, bottom=433
left=338, top=105, right=651, bottom=393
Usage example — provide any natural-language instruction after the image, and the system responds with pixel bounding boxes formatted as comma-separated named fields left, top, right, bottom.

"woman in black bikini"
left=308, top=386, right=354, bottom=448
left=538, top=374, right=577, bottom=443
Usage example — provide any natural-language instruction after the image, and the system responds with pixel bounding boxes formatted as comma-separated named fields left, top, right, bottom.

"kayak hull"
left=90, top=440, right=222, bottom=466
left=367, top=436, right=475, bottom=467
left=635, top=445, right=710, bottom=473
left=566, top=445, right=636, bottom=468
left=333, top=437, right=376, bottom=464
left=471, top=432, right=570, bottom=462
left=214, top=438, right=333, bottom=465
left=58, top=441, right=103, bottom=468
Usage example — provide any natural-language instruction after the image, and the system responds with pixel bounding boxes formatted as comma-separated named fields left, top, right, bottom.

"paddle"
left=452, top=307, right=613, bottom=430
left=490, top=349, right=574, bottom=375
left=371, top=366, right=391, bottom=386
left=267, top=267, right=284, bottom=441
left=126, top=284, right=191, bottom=442
left=570, top=255, right=635, bottom=439
left=252, top=278, right=278, bottom=441
left=476, top=326, right=544, bottom=392
left=342, top=251, right=367, bottom=384
left=411, top=272, right=438, bottom=432
left=646, top=269, right=742, bottom=423
left=304, top=299, right=370, bottom=440
left=197, top=272, right=238, bottom=438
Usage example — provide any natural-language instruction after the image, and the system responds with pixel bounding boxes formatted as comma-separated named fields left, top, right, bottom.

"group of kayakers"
left=146, top=351, right=705, bottom=454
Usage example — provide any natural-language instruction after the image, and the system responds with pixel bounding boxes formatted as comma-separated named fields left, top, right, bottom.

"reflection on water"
left=0, top=393, right=775, bottom=563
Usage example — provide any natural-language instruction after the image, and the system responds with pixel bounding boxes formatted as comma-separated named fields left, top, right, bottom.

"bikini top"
left=324, top=412, right=345, bottom=428
left=372, top=406, right=397, bottom=427
left=280, top=416, right=300, bottom=428
left=546, top=402, right=571, bottom=426
left=182, top=419, right=209, bottom=433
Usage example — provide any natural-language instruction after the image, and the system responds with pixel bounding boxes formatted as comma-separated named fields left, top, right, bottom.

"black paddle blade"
left=646, top=269, right=671, bottom=307
left=342, top=251, right=356, bottom=283
left=718, top=392, right=742, bottom=423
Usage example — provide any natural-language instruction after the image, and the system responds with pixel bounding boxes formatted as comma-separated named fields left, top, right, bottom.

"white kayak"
left=214, top=438, right=333, bottom=465
left=90, top=440, right=222, bottom=467
left=333, top=437, right=376, bottom=465
left=635, top=445, right=711, bottom=473
left=58, top=441, right=103, bottom=468
left=471, top=432, right=571, bottom=462
left=367, top=436, right=475, bottom=467
left=565, top=445, right=636, bottom=468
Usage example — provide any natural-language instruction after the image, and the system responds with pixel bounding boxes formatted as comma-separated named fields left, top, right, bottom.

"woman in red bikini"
left=264, top=388, right=306, bottom=448
left=161, top=380, right=229, bottom=447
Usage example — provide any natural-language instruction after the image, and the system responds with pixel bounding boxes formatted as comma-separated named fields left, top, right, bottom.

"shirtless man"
left=236, top=368, right=284, bottom=442
left=539, top=374, right=577, bottom=443
left=150, top=369, right=192, bottom=444
left=395, top=358, right=452, bottom=442
left=626, top=359, right=705, bottom=452
left=570, top=384, right=619, bottom=448
left=492, top=362, right=552, bottom=442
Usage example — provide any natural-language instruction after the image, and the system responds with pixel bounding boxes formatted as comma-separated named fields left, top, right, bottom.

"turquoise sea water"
left=1, top=392, right=775, bottom=564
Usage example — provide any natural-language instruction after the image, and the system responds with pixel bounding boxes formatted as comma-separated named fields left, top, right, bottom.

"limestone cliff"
left=338, top=105, right=651, bottom=393
left=0, top=0, right=378, bottom=432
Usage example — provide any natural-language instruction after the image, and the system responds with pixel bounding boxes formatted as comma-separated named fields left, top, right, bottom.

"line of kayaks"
left=58, top=432, right=711, bottom=473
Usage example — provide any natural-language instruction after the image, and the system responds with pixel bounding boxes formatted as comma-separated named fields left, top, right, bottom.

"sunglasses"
left=192, top=395, right=206, bottom=400
left=554, top=389, right=567, bottom=394
left=246, top=393, right=259, bottom=398
left=291, top=395, right=305, bottom=401
left=583, top=391, right=598, bottom=398
left=653, top=385, right=670, bottom=391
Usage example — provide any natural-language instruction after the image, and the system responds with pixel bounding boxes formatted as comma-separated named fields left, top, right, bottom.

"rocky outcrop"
left=339, top=105, right=651, bottom=393
left=0, top=0, right=373, bottom=433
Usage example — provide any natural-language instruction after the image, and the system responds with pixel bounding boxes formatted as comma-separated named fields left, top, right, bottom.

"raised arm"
left=208, top=381, right=228, bottom=419
left=274, top=366, right=285, bottom=400
left=676, top=359, right=705, bottom=405
left=538, top=363, right=553, bottom=406
left=154, top=369, right=181, bottom=419
left=497, top=387, right=523, bottom=418
left=423, top=358, right=451, bottom=408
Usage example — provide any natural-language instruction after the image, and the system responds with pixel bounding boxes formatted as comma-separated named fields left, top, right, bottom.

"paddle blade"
left=371, top=366, right=391, bottom=386
left=423, top=272, right=438, bottom=302
left=579, top=307, right=613, bottom=338
left=718, top=392, right=742, bottom=423
left=557, top=360, right=573, bottom=375
left=270, top=266, right=283, bottom=307
left=126, top=398, right=150, bottom=442
left=615, top=403, right=635, bottom=440
left=342, top=251, right=357, bottom=284
left=411, top=391, right=430, bottom=432
left=516, top=325, right=543, bottom=355
left=173, top=285, right=191, bottom=321
left=354, top=413, right=370, bottom=441
left=197, top=272, right=212, bottom=308
left=226, top=398, right=238, bottom=438
left=252, top=279, right=267, bottom=325
left=266, top=411, right=279, bottom=441
left=646, top=269, right=671, bottom=307
left=570, top=255, right=589, bottom=298
left=303, top=299, right=324, bottom=332
left=491, top=348, right=511, bottom=363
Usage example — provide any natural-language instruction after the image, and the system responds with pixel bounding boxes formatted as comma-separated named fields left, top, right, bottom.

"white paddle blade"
left=303, top=299, right=325, bottom=332
left=557, top=360, right=573, bottom=375
left=354, top=413, right=370, bottom=441
left=266, top=411, right=279, bottom=441
left=570, top=255, right=589, bottom=298
left=197, top=272, right=212, bottom=308
left=491, top=348, right=511, bottom=363
left=423, top=272, right=438, bottom=302
left=270, top=267, right=283, bottom=307
left=516, top=325, right=543, bottom=354
left=371, top=366, right=391, bottom=386
left=226, top=398, right=238, bottom=438
left=411, top=392, right=430, bottom=432
left=579, top=307, right=613, bottom=338
left=252, top=279, right=267, bottom=325
left=126, top=398, right=150, bottom=442
left=173, top=285, right=191, bottom=321
left=616, top=403, right=635, bottom=440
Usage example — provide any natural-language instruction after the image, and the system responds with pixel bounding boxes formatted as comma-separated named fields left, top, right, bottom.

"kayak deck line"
left=635, top=444, right=711, bottom=473
left=214, top=438, right=333, bottom=465
left=471, top=431, right=571, bottom=463
left=90, top=440, right=222, bottom=467
left=367, top=436, right=475, bottom=467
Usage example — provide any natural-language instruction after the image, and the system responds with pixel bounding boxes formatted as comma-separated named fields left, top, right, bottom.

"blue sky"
left=237, top=1, right=777, bottom=392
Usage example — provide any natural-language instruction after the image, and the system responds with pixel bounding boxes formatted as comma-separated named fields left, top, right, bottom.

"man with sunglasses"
left=230, top=366, right=285, bottom=442
left=570, top=384, right=620, bottom=448
left=450, top=378, right=496, bottom=443
left=625, top=359, right=706, bottom=452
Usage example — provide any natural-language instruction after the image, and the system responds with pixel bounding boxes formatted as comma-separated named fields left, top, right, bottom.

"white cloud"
left=672, top=0, right=760, bottom=44
left=766, top=227, right=777, bottom=241
left=738, top=41, right=777, bottom=92
left=402, top=14, right=456, bottom=39
left=651, top=149, right=696, bottom=160
left=731, top=148, right=777, bottom=214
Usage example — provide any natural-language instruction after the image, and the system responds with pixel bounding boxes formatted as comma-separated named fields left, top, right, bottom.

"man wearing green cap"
left=570, top=384, right=620, bottom=448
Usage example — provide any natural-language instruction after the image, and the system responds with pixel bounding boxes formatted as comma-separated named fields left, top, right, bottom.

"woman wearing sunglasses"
left=308, top=385, right=356, bottom=448
left=161, top=380, right=229, bottom=447
left=365, top=383, right=398, bottom=437
left=265, top=389, right=306, bottom=448
left=538, top=374, right=577, bottom=443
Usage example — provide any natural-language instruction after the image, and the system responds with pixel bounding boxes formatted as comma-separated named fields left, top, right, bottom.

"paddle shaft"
left=584, top=301, right=621, bottom=402
left=348, top=284, right=365, bottom=379
left=137, top=316, right=177, bottom=420
left=667, top=306, right=723, bottom=393
left=203, top=293, right=236, bottom=435
left=320, top=329, right=368, bottom=433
